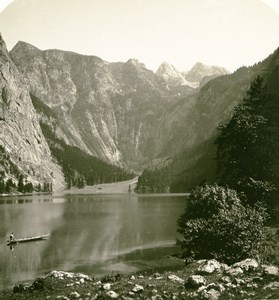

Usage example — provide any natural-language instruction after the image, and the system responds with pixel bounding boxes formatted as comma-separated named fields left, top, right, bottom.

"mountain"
left=10, top=42, right=196, bottom=170
left=0, top=34, right=64, bottom=191
left=156, top=62, right=196, bottom=88
left=185, top=62, right=229, bottom=85
left=9, top=38, right=272, bottom=194
left=156, top=61, right=229, bottom=89
left=136, top=48, right=279, bottom=192
left=30, top=94, right=134, bottom=188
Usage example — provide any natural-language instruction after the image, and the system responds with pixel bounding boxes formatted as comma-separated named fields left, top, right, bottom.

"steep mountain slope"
left=10, top=42, right=197, bottom=170
left=137, top=47, right=279, bottom=192
left=30, top=94, right=134, bottom=188
left=0, top=34, right=64, bottom=191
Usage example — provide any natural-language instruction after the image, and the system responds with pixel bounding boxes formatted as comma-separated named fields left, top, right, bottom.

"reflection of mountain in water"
left=40, top=195, right=185, bottom=273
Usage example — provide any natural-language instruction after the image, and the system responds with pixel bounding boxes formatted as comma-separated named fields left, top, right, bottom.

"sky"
left=0, top=0, right=279, bottom=72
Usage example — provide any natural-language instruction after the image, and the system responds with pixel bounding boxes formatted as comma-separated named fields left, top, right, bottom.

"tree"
left=24, top=182, right=34, bottom=193
left=0, top=178, right=5, bottom=194
left=17, top=175, right=24, bottom=193
left=5, top=179, right=16, bottom=193
left=177, top=184, right=267, bottom=264
left=215, top=76, right=276, bottom=205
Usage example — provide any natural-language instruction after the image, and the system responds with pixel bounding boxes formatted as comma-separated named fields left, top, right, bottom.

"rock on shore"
left=1, top=258, right=279, bottom=299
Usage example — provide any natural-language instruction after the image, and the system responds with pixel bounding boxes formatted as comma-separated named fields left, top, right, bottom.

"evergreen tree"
left=0, top=178, right=5, bottom=194
left=24, top=182, right=34, bottom=193
left=215, top=77, right=276, bottom=205
left=5, top=179, right=15, bottom=193
left=17, top=175, right=25, bottom=193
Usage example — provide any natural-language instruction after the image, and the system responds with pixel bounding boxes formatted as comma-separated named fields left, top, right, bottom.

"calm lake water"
left=0, top=193, right=187, bottom=290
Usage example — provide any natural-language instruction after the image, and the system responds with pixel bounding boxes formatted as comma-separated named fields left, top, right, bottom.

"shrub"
left=261, top=227, right=279, bottom=265
left=177, top=184, right=267, bottom=264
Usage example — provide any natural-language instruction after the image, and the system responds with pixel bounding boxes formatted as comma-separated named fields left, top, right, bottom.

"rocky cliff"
left=10, top=42, right=198, bottom=170
left=185, top=62, right=229, bottom=85
left=156, top=61, right=229, bottom=89
left=0, top=35, right=64, bottom=191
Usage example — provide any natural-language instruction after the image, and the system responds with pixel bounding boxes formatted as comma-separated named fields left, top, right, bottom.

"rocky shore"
left=1, top=258, right=279, bottom=299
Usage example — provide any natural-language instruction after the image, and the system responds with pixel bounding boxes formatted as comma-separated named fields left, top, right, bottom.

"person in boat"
left=9, top=232, right=15, bottom=242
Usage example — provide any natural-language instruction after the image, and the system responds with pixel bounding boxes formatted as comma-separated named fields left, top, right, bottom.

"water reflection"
left=0, top=194, right=186, bottom=290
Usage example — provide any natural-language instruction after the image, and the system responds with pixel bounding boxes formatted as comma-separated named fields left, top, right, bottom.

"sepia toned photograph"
left=0, top=0, right=279, bottom=299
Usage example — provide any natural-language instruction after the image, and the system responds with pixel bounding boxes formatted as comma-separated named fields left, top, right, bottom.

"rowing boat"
left=7, top=234, right=49, bottom=246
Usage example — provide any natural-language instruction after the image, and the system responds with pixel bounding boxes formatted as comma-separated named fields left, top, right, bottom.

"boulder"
left=69, top=291, right=80, bottom=298
left=262, top=265, right=279, bottom=277
left=201, top=289, right=221, bottom=300
left=167, top=274, right=184, bottom=284
left=197, top=259, right=223, bottom=274
left=132, top=284, right=144, bottom=293
left=205, top=283, right=225, bottom=293
left=225, top=267, right=243, bottom=276
left=221, top=276, right=231, bottom=284
left=232, top=259, right=259, bottom=272
left=187, top=275, right=207, bottom=288
left=263, top=281, right=279, bottom=290
left=106, top=290, right=119, bottom=298
left=233, top=278, right=245, bottom=285
left=103, top=283, right=111, bottom=290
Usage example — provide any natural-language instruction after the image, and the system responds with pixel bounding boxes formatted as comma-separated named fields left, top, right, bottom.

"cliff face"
left=10, top=42, right=197, bottom=169
left=5, top=37, right=277, bottom=191
left=11, top=39, right=270, bottom=181
left=0, top=35, right=64, bottom=191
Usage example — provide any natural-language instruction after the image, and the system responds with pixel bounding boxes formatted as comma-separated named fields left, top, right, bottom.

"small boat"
left=7, top=234, right=49, bottom=246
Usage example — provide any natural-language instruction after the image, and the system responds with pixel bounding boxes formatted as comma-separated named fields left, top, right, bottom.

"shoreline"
left=1, top=257, right=279, bottom=299
left=0, top=176, right=191, bottom=198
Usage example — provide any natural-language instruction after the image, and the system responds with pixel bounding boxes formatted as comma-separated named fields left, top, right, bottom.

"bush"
left=261, top=227, right=279, bottom=265
left=177, top=184, right=267, bottom=264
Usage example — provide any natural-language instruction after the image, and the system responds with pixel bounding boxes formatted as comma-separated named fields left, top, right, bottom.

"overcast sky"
left=0, top=0, right=279, bottom=72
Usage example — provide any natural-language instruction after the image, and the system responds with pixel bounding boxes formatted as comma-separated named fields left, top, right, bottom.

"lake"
left=0, top=193, right=187, bottom=290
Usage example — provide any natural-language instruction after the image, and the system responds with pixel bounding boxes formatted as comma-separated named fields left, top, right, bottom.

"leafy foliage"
left=177, top=184, right=267, bottom=264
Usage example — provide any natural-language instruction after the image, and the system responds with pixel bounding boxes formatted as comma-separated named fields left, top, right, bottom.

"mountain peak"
left=156, top=61, right=198, bottom=88
left=0, top=33, right=9, bottom=56
left=11, top=41, right=41, bottom=57
left=185, top=62, right=229, bottom=83
left=156, top=61, right=176, bottom=73
left=126, top=58, right=146, bottom=69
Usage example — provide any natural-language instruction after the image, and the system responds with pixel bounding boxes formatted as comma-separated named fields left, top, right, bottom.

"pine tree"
left=215, top=77, right=276, bottom=205
left=0, top=178, right=5, bottom=194
left=17, top=175, right=25, bottom=193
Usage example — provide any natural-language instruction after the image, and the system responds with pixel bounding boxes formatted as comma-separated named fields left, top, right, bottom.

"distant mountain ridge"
left=4, top=36, right=277, bottom=192
left=10, top=41, right=229, bottom=172
left=156, top=61, right=229, bottom=88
